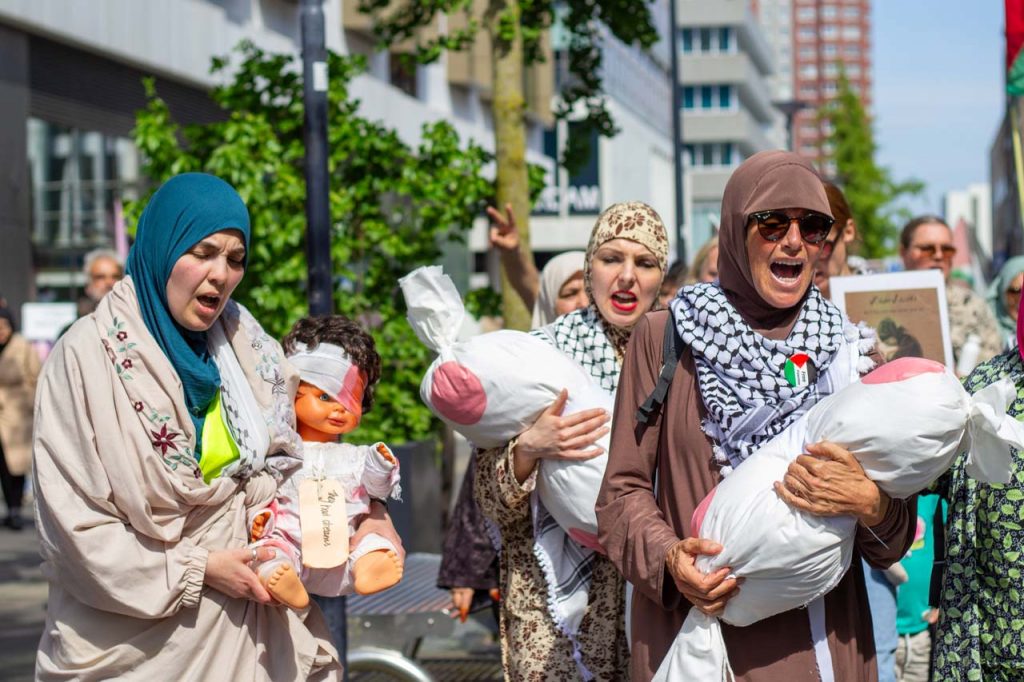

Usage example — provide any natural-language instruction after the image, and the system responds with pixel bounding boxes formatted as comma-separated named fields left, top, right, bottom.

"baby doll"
left=247, top=315, right=403, bottom=609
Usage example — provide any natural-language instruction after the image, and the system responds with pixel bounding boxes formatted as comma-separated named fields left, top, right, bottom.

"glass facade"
left=27, top=118, right=141, bottom=293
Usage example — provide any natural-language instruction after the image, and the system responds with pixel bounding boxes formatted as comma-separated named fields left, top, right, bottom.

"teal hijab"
left=987, top=255, right=1024, bottom=349
left=126, top=173, right=251, bottom=451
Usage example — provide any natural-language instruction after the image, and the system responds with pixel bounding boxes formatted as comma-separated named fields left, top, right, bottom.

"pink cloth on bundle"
left=252, top=440, right=401, bottom=597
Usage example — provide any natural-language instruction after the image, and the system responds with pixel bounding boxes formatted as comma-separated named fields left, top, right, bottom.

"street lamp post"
left=772, top=99, right=811, bottom=152
left=301, top=0, right=333, bottom=316
left=669, top=0, right=686, bottom=264
left=300, top=1, right=346, bottom=676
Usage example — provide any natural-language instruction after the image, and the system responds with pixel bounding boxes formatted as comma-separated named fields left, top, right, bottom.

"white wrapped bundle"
left=400, top=266, right=610, bottom=537
left=655, top=357, right=1024, bottom=681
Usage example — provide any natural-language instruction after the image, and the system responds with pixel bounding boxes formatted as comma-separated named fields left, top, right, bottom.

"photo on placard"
left=829, top=270, right=952, bottom=369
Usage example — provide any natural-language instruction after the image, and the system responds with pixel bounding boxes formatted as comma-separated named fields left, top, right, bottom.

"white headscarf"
left=531, top=251, right=587, bottom=329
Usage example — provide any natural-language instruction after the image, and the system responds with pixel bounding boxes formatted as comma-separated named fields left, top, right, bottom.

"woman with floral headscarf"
left=32, top=174, right=345, bottom=680
left=598, top=151, right=915, bottom=681
left=475, top=202, right=669, bottom=680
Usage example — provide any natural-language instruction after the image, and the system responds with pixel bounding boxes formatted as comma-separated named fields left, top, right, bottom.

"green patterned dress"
left=934, top=348, right=1024, bottom=681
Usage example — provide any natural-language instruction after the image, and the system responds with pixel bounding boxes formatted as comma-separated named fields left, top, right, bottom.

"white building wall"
left=0, top=0, right=343, bottom=87
left=945, top=183, right=993, bottom=260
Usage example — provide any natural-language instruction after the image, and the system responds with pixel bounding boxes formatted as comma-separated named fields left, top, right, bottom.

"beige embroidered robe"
left=32, top=278, right=342, bottom=681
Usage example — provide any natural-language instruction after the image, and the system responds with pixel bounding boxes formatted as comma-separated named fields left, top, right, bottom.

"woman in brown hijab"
left=597, top=151, right=915, bottom=681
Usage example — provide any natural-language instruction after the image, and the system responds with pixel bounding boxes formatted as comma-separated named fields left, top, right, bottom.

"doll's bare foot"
left=264, top=563, right=309, bottom=609
left=353, top=549, right=403, bottom=595
left=250, top=511, right=271, bottom=540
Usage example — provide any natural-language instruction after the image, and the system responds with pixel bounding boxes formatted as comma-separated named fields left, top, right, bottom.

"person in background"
left=83, top=248, right=125, bottom=305
left=815, top=181, right=898, bottom=682
left=659, top=261, right=689, bottom=307
left=487, top=203, right=541, bottom=312
left=687, top=235, right=719, bottom=285
left=932, top=293, right=1024, bottom=680
left=987, top=256, right=1024, bottom=351
left=894, top=493, right=945, bottom=682
left=0, top=306, right=40, bottom=530
left=531, top=251, right=588, bottom=328
left=899, top=216, right=1001, bottom=373
left=813, top=181, right=859, bottom=300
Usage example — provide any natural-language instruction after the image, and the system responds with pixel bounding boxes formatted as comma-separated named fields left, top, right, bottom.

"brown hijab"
left=717, top=150, right=832, bottom=336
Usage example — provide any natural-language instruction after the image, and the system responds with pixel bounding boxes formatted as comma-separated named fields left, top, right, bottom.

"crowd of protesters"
left=4, top=149, right=1023, bottom=681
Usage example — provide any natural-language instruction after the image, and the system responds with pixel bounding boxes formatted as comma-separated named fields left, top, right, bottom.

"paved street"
left=0, top=518, right=45, bottom=682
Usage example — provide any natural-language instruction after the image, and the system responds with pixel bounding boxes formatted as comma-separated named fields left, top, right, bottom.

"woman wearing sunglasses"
left=597, top=151, right=915, bottom=681
left=899, top=215, right=1002, bottom=373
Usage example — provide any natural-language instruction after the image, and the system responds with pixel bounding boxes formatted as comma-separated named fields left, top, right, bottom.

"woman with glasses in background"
left=987, top=256, right=1024, bottom=351
left=898, top=216, right=1001, bottom=375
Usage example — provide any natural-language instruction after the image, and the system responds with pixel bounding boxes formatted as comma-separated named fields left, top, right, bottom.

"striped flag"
left=1007, top=0, right=1024, bottom=94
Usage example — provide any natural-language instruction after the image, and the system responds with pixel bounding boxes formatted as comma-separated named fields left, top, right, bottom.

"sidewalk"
left=0, top=520, right=45, bottom=682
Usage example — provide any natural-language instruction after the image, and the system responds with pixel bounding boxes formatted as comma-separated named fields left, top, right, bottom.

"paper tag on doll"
left=298, top=478, right=349, bottom=568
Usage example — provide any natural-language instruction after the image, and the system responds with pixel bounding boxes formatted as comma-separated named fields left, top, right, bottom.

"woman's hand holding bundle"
left=774, top=441, right=890, bottom=527
left=511, top=389, right=610, bottom=483
left=665, top=538, right=741, bottom=616
left=204, top=547, right=274, bottom=603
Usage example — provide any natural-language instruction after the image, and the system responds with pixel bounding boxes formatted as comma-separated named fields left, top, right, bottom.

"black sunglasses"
left=750, top=210, right=834, bottom=245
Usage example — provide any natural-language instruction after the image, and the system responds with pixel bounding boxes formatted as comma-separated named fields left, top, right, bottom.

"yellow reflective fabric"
left=199, top=390, right=240, bottom=483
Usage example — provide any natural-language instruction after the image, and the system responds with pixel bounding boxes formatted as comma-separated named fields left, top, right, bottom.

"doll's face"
left=295, top=381, right=364, bottom=437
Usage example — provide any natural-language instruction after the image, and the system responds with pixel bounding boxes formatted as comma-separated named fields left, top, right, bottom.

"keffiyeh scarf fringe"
left=529, top=307, right=621, bottom=678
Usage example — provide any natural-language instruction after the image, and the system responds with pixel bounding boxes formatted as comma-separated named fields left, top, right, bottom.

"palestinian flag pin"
left=784, top=353, right=813, bottom=388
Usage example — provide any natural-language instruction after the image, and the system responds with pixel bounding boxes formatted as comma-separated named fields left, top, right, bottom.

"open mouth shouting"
left=769, top=259, right=805, bottom=285
left=610, top=290, right=639, bottom=313
left=195, top=292, right=222, bottom=316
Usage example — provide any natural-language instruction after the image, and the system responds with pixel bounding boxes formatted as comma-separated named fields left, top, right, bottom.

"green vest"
left=198, top=390, right=241, bottom=483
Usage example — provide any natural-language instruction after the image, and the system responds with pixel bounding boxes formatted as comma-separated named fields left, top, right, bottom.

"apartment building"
left=678, top=0, right=777, bottom=251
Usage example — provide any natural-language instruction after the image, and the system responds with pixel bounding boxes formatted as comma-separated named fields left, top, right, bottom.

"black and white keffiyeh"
left=528, top=306, right=621, bottom=680
left=671, top=282, right=873, bottom=471
left=531, top=307, right=622, bottom=393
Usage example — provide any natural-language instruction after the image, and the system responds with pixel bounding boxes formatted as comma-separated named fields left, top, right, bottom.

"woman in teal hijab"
left=987, top=256, right=1024, bottom=351
left=32, top=172, right=349, bottom=680
left=127, top=172, right=250, bottom=450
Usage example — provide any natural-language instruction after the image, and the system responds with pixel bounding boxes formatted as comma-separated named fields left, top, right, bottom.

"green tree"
left=357, top=0, right=660, bottom=329
left=131, top=41, right=492, bottom=445
left=822, top=72, right=924, bottom=257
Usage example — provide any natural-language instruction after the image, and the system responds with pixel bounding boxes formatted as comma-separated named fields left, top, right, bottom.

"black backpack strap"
left=636, top=310, right=684, bottom=425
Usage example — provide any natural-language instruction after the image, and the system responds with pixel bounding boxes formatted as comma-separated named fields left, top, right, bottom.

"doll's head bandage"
left=288, top=342, right=367, bottom=416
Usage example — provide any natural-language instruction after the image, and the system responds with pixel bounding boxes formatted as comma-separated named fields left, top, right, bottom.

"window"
left=681, top=28, right=693, bottom=53
left=701, top=85, right=714, bottom=108
left=798, top=27, right=816, bottom=40
left=685, top=142, right=738, bottom=168
left=683, top=86, right=695, bottom=109
left=823, top=81, right=838, bottom=97
left=821, top=5, right=837, bottom=19
left=389, top=52, right=418, bottom=98
left=845, top=44, right=861, bottom=58
left=700, top=27, right=712, bottom=51
left=822, top=24, right=838, bottom=39
left=824, top=62, right=839, bottom=77
left=843, top=6, right=861, bottom=19
left=800, top=85, right=818, bottom=98
left=842, top=25, right=861, bottom=40
left=800, top=64, right=818, bottom=78
left=846, top=63, right=862, bottom=78
left=823, top=43, right=838, bottom=58
left=797, top=6, right=816, bottom=21
left=719, top=27, right=733, bottom=51
left=719, top=85, right=732, bottom=108
left=799, top=46, right=815, bottom=59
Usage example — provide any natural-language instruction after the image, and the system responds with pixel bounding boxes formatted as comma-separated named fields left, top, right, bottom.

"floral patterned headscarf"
left=582, top=201, right=669, bottom=357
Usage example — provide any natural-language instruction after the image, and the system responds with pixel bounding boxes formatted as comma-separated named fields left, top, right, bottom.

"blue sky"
left=873, top=1, right=1005, bottom=212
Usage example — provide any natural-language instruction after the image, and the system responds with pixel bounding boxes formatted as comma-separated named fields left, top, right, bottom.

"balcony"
left=680, top=51, right=776, bottom=123
left=682, top=108, right=772, bottom=154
